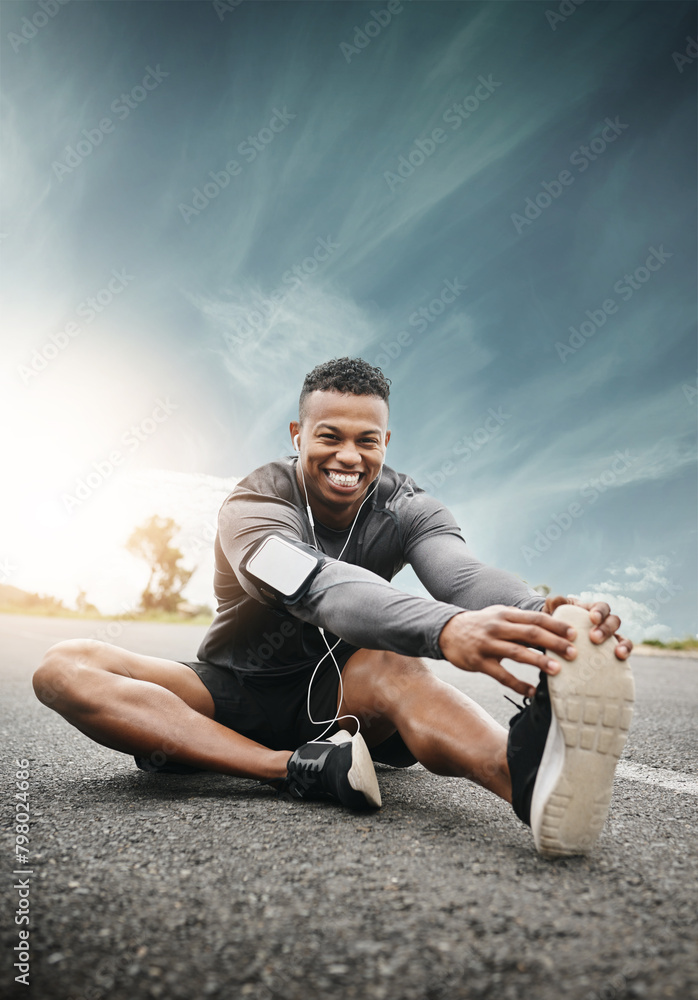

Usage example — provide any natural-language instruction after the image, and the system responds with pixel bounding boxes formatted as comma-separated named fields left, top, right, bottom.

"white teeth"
left=327, top=471, right=360, bottom=486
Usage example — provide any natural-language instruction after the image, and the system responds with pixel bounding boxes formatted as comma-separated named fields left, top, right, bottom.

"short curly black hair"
left=299, top=357, right=391, bottom=423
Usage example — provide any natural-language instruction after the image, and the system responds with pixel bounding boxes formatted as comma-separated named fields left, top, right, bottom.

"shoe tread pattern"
left=534, top=604, right=635, bottom=858
left=553, top=687, right=634, bottom=758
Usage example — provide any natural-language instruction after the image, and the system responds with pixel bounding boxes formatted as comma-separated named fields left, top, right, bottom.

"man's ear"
left=289, top=420, right=300, bottom=447
left=384, top=429, right=391, bottom=446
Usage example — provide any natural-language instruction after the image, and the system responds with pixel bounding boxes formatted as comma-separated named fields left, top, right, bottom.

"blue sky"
left=1, top=0, right=696, bottom=640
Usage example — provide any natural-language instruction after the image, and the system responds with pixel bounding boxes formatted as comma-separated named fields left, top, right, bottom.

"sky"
left=0, top=0, right=696, bottom=641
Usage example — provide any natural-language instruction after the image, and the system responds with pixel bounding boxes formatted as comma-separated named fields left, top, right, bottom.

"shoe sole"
left=329, top=730, right=382, bottom=808
left=531, top=604, right=635, bottom=858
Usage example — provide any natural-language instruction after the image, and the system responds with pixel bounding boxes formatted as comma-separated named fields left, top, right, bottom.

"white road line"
left=616, top=760, right=698, bottom=796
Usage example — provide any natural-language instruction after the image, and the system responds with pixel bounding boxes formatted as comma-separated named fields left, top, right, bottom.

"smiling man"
left=34, top=357, right=634, bottom=857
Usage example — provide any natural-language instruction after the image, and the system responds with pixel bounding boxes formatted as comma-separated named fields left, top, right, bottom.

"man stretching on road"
left=34, top=357, right=635, bottom=858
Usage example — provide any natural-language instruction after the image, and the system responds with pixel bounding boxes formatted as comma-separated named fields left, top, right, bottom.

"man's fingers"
left=496, top=621, right=576, bottom=661
left=484, top=660, right=535, bottom=698
left=494, top=640, right=564, bottom=675
left=467, top=635, right=562, bottom=675
left=614, top=633, right=633, bottom=659
left=589, top=601, right=611, bottom=625
left=505, top=607, right=578, bottom=640
left=543, top=594, right=570, bottom=616
left=590, top=614, right=621, bottom=643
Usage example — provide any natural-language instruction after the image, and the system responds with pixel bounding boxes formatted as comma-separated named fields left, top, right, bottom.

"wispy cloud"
left=573, top=557, right=686, bottom=641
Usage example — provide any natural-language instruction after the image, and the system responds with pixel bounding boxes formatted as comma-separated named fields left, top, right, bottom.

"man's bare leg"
left=32, top=639, right=291, bottom=780
left=337, top=650, right=512, bottom=800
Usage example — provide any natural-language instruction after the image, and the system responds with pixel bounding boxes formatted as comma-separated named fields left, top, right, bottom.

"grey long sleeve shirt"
left=197, top=457, right=544, bottom=675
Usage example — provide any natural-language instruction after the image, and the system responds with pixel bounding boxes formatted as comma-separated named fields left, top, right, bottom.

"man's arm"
left=218, top=492, right=607, bottom=695
left=218, top=494, right=465, bottom=659
left=407, top=528, right=545, bottom=613
left=404, top=502, right=632, bottom=681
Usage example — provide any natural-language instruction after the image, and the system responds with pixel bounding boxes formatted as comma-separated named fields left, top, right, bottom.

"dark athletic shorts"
left=182, top=644, right=417, bottom=767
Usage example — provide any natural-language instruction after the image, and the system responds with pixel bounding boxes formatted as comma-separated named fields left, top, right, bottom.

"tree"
left=75, top=589, right=99, bottom=615
left=125, top=516, right=194, bottom=613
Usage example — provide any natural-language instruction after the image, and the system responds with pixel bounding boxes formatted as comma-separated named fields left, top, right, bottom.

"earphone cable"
left=296, top=450, right=383, bottom=741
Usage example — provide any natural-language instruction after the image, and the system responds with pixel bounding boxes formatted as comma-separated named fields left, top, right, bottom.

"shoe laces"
left=504, top=693, right=530, bottom=725
left=255, top=740, right=337, bottom=796
left=505, top=674, right=550, bottom=725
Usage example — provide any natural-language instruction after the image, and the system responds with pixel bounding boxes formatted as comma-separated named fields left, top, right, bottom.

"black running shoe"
left=281, top=730, right=382, bottom=809
left=507, top=604, right=635, bottom=858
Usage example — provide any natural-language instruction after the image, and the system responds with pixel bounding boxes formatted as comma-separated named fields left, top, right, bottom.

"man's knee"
left=348, top=650, right=433, bottom=708
left=33, top=638, right=105, bottom=708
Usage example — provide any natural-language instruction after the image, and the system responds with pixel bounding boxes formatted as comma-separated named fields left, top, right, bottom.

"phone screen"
left=245, top=535, right=318, bottom=597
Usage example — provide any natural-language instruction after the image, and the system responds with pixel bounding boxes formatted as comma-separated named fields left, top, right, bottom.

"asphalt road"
left=2, top=614, right=697, bottom=1000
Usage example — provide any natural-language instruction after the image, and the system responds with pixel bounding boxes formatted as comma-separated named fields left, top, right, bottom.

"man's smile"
left=323, top=469, right=363, bottom=492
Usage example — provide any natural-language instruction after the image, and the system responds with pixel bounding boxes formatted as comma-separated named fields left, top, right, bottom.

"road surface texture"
left=2, top=614, right=697, bottom=1000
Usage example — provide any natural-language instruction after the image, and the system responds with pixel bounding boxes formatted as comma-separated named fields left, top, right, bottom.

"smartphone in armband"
left=242, top=533, right=323, bottom=603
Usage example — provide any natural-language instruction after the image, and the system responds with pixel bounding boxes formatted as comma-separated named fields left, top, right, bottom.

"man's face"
left=290, top=390, right=390, bottom=527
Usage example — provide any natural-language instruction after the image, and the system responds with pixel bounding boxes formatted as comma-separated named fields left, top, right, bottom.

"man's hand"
left=543, top=594, right=633, bottom=660
left=438, top=605, right=580, bottom=697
